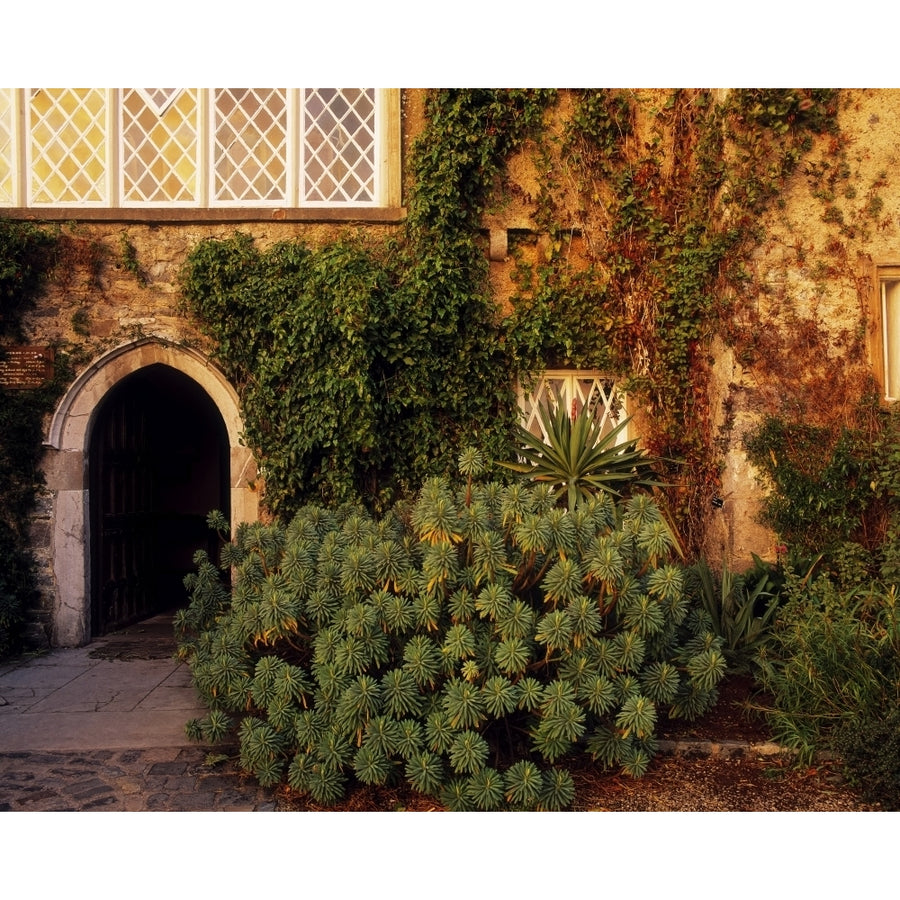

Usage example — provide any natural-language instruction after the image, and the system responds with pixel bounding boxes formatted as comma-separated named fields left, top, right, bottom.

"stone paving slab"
left=0, top=615, right=277, bottom=810
left=0, top=746, right=279, bottom=811
left=26, top=659, right=187, bottom=712
left=0, top=707, right=211, bottom=752
left=0, top=664, right=208, bottom=751
left=0, top=658, right=101, bottom=711
left=0, top=637, right=208, bottom=753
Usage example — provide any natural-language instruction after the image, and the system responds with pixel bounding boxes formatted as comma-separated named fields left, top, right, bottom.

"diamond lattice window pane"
left=29, top=88, right=107, bottom=204
left=0, top=89, right=13, bottom=204
left=303, top=89, right=376, bottom=203
left=213, top=88, right=287, bottom=203
left=519, top=371, right=627, bottom=443
left=121, top=88, right=199, bottom=204
left=574, top=375, right=625, bottom=439
left=135, top=88, right=182, bottom=115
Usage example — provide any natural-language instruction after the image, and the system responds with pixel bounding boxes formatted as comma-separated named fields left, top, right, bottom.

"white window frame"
left=0, top=88, right=399, bottom=210
left=877, top=267, right=900, bottom=402
left=517, top=369, right=629, bottom=444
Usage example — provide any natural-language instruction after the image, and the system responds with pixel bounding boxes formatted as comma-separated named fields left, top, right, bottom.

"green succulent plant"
left=500, top=401, right=664, bottom=510
left=177, top=464, right=725, bottom=810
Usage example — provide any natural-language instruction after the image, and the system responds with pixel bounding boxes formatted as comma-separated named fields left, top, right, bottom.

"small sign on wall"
left=0, top=346, right=55, bottom=389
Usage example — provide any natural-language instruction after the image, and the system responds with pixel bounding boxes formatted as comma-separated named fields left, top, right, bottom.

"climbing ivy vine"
left=0, top=220, right=64, bottom=656
left=181, top=89, right=842, bottom=551
left=181, top=90, right=555, bottom=519
left=505, top=88, right=841, bottom=548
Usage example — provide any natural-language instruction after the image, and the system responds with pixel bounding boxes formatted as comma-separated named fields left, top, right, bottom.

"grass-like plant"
left=686, top=556, right=780, bottom=674
left=500, top=401, right=664, bottom=511
left=753, top=576, right=900, bottom=767
left=176, top=456, right=725, bottom=810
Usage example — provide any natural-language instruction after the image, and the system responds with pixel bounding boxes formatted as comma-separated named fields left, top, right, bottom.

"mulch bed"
left=657, top=673, right=772, bottom=743
left=273, top=675, right=877, bottom=811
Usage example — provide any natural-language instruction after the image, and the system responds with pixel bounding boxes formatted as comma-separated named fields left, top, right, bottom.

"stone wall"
left=706, top=88, right=900, bottom=565
left=473, top=88, right=900, bottom=568
left=10, top=88, right=900, bottom=644
left=23, top=219, right=406, bottom=354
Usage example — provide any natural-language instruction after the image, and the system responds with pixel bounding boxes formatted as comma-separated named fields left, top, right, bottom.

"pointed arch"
left=43, top=339, right=258, bottom=646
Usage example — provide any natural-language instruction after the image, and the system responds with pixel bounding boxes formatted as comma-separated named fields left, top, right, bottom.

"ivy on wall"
left=182, top=89, right=843, bottom=552
left=505, top=89, right=841, bottom=550
left=745, top=410, right=884, bottom=558
left=0, top=220, right=57, bottom=337
left=181, top=90, right=555, bottom=519
left=181, top=235, right=399, bottom=514
left=729, top=91, right=900, bottom=568
left=0, top=220, right=64, bottom=655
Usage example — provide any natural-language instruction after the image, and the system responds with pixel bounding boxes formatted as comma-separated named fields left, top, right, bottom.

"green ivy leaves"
left=181, top=91, right=557, bottom=519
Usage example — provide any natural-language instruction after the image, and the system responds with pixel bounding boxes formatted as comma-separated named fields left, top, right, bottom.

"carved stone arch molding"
left=43, top=339, right=258, bottom=646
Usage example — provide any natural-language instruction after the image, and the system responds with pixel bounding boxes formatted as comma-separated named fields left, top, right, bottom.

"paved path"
left=0, top=616, right=278, bottom=811
left=0, top=615, right=811, bottom=814
left=0, top=746, right=277, bottom=811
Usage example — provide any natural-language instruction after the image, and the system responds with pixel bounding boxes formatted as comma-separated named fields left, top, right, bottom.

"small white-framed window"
left=120, top=88, right=201, bottom=205
left=880, top=271, right=900, bottom=402
left=517, top=370, right=628, bottom=443
left=0, top=88, right=398, bottom=209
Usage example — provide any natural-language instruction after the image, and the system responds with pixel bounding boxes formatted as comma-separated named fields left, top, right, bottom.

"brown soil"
left=275, top=676, right=879, bottom=812
left=656, top=673, right=772, bottom=743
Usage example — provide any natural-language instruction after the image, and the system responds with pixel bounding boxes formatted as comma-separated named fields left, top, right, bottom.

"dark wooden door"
left=90, top=365, right=228, bottom=636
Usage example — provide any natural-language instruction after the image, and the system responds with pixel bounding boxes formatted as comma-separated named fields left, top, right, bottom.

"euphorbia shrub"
left=177, top=468, right=725, bottom=810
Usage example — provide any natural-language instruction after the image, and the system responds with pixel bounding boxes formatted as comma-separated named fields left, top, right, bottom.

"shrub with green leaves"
left=177, top=462, right=725, bottom=810
left=832, top=707, right=900, bottom=810
left=754, top=575, right=900, bottom=768
left=0, top=219, right=60, bottom=657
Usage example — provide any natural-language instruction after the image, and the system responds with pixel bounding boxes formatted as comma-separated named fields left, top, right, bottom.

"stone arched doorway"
left=44, top=339, right=258, bottom=646
left=89, top=364, right=230, bottom=636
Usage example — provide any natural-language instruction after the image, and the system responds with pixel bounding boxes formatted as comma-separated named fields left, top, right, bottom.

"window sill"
left=0, top=207, right=407, bottom=225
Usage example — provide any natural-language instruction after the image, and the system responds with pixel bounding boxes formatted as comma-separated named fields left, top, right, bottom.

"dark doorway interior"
left=89, top=364, right=229, bottom=637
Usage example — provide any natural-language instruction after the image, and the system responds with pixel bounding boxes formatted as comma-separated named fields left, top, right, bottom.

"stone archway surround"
left=43, top=339, right=258, bottom=647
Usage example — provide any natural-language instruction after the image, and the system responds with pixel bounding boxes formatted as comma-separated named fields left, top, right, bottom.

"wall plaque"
left=0, top=346, right=55, bottom=389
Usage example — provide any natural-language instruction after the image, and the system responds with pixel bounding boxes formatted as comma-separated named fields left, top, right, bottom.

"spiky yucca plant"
left=501, top=401, right=663, bottom=510
left=177, top=456, right=724, bottom=810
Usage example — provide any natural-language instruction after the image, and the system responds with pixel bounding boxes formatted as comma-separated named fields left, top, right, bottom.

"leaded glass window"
left=302, top=88, right=376, bottom=203
left=121, top=88, right=199, bottom=205
left=0, top=89, right=394, bottom=209
left=28, top=88, right=108, bottom=205
left=213, top=88, right=289, bottom=204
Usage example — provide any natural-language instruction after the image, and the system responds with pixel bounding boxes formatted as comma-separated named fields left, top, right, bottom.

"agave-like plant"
left=500, top=401, right=663, bottom=510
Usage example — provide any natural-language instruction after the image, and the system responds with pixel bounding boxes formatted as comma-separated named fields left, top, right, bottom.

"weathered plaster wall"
left=706, top=88, right=900, bottom=565
left=475, top=88, right=900, bottom=567
left=14, top=88, right=900, bottom=645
